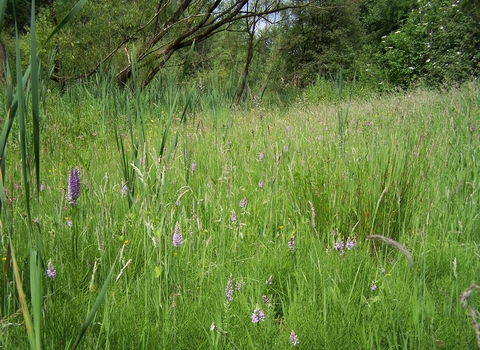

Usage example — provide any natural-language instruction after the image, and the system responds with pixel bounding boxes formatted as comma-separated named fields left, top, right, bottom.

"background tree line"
left=1, top=0, right=479, bottom=103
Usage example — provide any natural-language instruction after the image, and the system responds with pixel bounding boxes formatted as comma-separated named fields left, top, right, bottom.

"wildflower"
left=262, top=295, right=269, bottom=304
left=471, top=126, right=476, bottom=132
left=235, top=280, right=245, bottom=291
left=251, top=307, right=265, bottom=323
left=288, top=236, right=295, bottom=252
left=67, top=167, right=80, bottom=205
left=191, top=161, right=197, bottom=173
left=346, top=238, right=356, bottom=250
left=40, top=182, right=45, bottom=191
left=225, top=275, right=234, bottom=301
left=46, top=261, right=56, bottom=279
left=172, top=222, right=183, bottom=247
left=231, top=210, right=237, bottom=223
left=258, top=181, right=263, bottom=188
left=289, top=330, right=300, bottom=346
left=239, top=198, right=247, bottom=209
left=121, top=184, right=128, bottom=197
left=371, top=283, right=377, bottom=291
left=283, top=145, right=288, bottom=153
left=334, top=241, right=344, bottom=251
left=66, top=219, right=73, bottom=227
left=259, top=152, right=264, bottom=161
left=265, top=275, right=273, bottom=285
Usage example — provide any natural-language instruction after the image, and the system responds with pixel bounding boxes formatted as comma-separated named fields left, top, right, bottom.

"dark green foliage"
left=278, top=0, right=364, bottom=87
left=382, top=0, right=480, bottom=87
left=360, top=0, right=416, bottom=43
left=3, top=0, right=31, bottom=33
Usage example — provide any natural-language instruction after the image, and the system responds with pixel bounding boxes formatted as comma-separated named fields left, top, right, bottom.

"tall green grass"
left=1, top=4, right=480, bottom=348
left=0, top=0, right=124, bottom=349
left=2, top=77, right=479, bottom=348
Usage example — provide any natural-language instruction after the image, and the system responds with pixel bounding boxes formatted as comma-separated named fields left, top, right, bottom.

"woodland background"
left=1, top=0, right=479, bottom=103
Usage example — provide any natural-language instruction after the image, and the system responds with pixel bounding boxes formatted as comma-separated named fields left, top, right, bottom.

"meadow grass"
left=1, top=79, right=480, bottom=349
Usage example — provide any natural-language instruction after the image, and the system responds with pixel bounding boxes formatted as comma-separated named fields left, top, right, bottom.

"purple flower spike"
left=258, top=181, right=263, bottom=188
left=240, top=198, right=247, bottom=209
left=334, top=240, right=344, bottom=251
left=40, top=182, right=45, bottom=192
left=259, top=152, right=264, bottom=161
left=346, top=238, right=356, bottom=250
left=231, top=210, right=237, bottom=223
left=251, top=308, right=265, bottom=323
left=289, top=331, right=300, bottom=346
left=225, top=275, right=234, bottom=301
left=67, top=167, right=80, bottom=205
left=288, top=236, right=295, bottom=252
left=121, top=184, right=128, bottom=197
left=46, top=261, right=56, bottom=279
left=191, top=161, right=197, bottom=173
left=172, top=222, right=183, bottom=247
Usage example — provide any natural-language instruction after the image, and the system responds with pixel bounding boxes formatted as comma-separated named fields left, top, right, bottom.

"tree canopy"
left=1, top=0, right=478, bottom=96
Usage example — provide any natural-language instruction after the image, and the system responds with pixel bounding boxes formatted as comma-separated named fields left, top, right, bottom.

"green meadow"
left=1, top=77, right=480, bottom=348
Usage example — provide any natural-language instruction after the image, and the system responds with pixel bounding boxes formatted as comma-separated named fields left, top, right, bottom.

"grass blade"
left=29, top=246, right=42, bottom=349
left=10, top=242, right=36, bottom=349
left=72, top=257, right=117, bottom=349
left=30, top=0, right=41, bottom=200
left=15, top=18, right=32, bottom=225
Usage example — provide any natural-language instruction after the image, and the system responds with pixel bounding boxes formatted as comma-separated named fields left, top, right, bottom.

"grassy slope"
left=1, top=84, right=479, bottom=349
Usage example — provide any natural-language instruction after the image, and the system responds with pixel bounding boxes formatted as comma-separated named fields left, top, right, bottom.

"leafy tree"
left=360, top=0, right=416, bottom=43
left=31, top=0, right=312, bottom=89
left=382, top=0, right=480, bottom=87
left=277, top=0, right=364, bottom=87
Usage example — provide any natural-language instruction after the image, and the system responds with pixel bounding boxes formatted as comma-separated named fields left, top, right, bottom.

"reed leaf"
left=10, top=242, right=36, bottom=349
left=15, top=20, right=32, bottom=225
left=72, top=257, right=118, bottom=349
left=29, top=247, right=42, bottom=349
left=30, top=0, right=41, bottom=201
left=182, top=40, right=195, bottom=77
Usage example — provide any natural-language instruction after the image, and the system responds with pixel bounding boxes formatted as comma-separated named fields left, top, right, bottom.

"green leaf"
left=30, top=0, right=41, bottom=203
left=72, top=259, right=117, bottom=349
left=10, top=242, right=36, bottom=349
left=182, top=40, right=196, bottom=77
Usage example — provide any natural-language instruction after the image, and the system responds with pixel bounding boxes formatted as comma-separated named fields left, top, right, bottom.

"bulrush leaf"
left=72, top=257, right=118, bottom=349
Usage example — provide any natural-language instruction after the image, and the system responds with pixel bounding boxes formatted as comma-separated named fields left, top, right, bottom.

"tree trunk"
left=233, top=22, right=255, bottom=107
